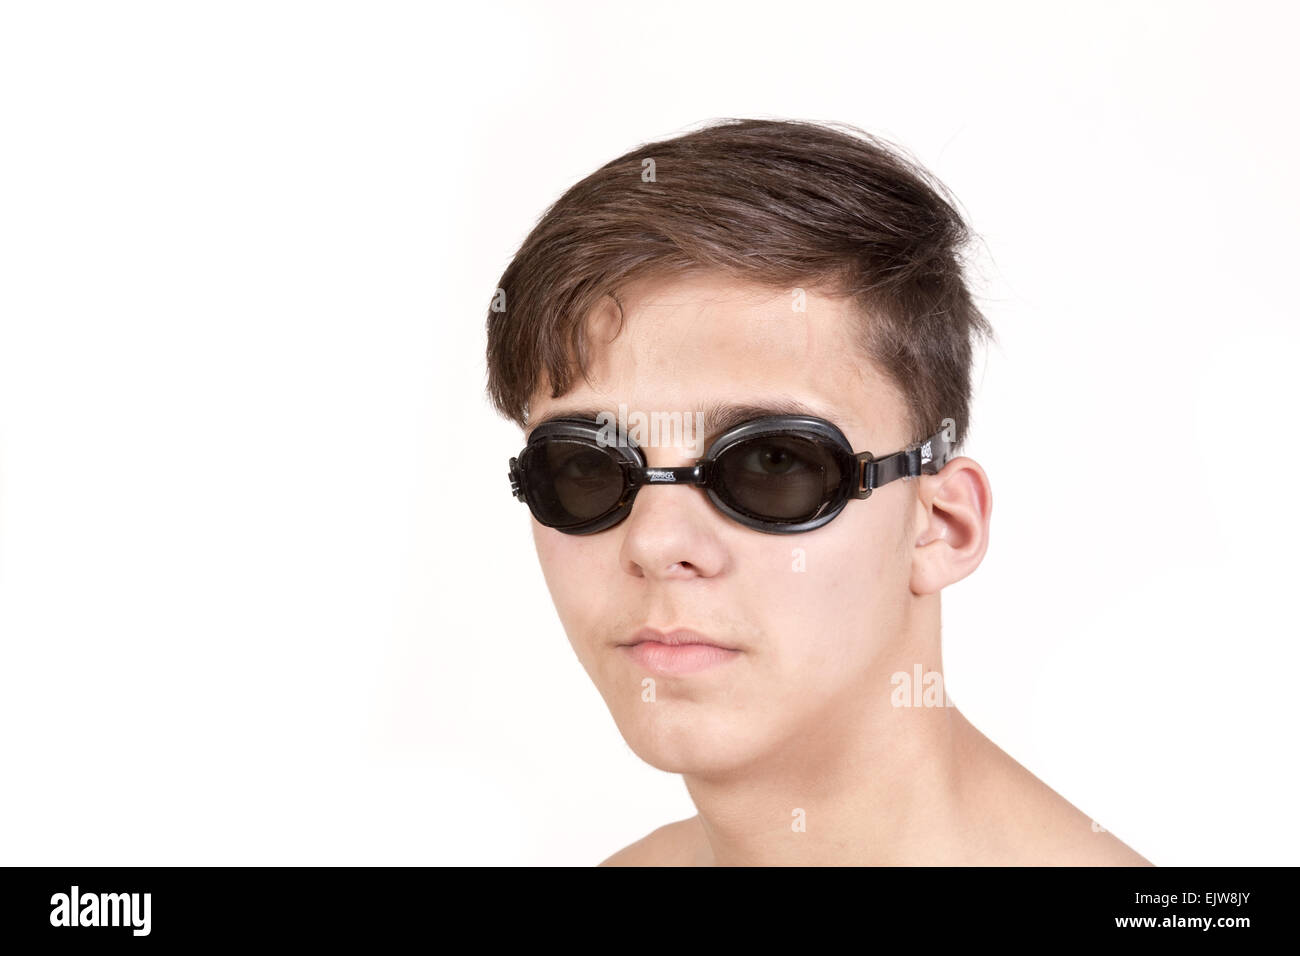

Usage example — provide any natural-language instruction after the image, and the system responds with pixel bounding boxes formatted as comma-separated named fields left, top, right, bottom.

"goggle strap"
left=508, top=456, right=524, bottom=501
left=856, top=427, right=955, bottom=498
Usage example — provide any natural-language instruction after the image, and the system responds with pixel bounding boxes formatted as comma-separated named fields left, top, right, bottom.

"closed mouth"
left=622, top=627, right=739, bottom=651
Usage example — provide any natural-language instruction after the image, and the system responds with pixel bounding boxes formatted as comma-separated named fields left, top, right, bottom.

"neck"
left=682, top=599, right=977, bottom=866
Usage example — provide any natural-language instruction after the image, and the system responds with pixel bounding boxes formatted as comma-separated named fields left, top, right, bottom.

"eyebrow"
left=526, top=398, right=853, bottom=443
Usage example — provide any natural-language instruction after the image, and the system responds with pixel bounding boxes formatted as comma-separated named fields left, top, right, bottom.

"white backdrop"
left=1, top=0, right=1296, bottom=866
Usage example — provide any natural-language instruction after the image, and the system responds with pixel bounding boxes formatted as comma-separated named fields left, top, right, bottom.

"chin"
left=611, top=704, right=766, bottom=777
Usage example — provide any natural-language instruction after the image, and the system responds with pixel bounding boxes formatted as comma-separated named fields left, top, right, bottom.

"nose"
left=618, top=466, right=726, bottom=579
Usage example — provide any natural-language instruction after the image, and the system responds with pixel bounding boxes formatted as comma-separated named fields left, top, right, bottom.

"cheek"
left=764, top=520, right=911, bottom=678
left=531, top=528, right=611, bottom=641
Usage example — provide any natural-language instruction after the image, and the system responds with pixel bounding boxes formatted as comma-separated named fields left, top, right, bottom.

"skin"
left=522, top=271, right=1152, bottom=866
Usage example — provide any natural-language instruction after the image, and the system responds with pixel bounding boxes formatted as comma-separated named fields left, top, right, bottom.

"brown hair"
left=484, top=118, right=993, bottom=446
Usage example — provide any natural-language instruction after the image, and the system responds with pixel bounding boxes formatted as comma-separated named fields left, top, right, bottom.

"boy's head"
left=485, top=119, right=993, bottom=777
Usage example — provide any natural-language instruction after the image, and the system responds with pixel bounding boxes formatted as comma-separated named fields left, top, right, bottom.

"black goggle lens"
left=712, top=434, right=842, bottom=521
left=519, top=439, right=627, bottom=528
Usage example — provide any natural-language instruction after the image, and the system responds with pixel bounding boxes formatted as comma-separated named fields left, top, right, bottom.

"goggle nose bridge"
left=625, top=462, right=708, bottom=488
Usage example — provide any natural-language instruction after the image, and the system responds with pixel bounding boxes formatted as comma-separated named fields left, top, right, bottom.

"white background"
left=1, top=0, right=1296, bottom=866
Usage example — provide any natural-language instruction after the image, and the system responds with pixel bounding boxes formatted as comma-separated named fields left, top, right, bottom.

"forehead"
left=527, top=273, right=906, bottom=444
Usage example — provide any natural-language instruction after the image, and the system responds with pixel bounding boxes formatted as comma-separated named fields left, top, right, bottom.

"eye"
left=561, top=453, right=607, bottom=480
left=737, top=441, right=815, bottom=476
left=549, top=445, right=622, bottom=490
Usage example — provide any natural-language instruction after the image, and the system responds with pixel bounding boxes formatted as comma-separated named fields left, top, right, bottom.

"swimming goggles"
left=507, top=413, right=953, bottom=535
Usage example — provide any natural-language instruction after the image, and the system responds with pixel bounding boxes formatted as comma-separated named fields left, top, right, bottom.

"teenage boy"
left=486, top=119, right=1150, bottom=866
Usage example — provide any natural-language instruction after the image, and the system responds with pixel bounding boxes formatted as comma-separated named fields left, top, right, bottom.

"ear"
left=909, top=456, right=992, bottom=595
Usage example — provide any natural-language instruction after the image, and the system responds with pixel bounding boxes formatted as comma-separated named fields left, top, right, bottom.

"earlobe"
left=909, top=457, right=992, bottom=595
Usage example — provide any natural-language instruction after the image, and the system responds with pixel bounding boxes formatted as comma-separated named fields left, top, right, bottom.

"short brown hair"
left=484, top=118, right=993, bottom=446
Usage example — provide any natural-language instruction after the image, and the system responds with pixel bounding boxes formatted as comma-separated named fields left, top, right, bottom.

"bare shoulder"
left=955, top=714, right=1155, bottom=866
left=598, top=816, right=705, bottom=867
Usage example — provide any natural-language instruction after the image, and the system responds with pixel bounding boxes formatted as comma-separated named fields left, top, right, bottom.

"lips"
left=619, top=627, right=742, bottom=676
left=625, top=627, right=739, bottom=651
